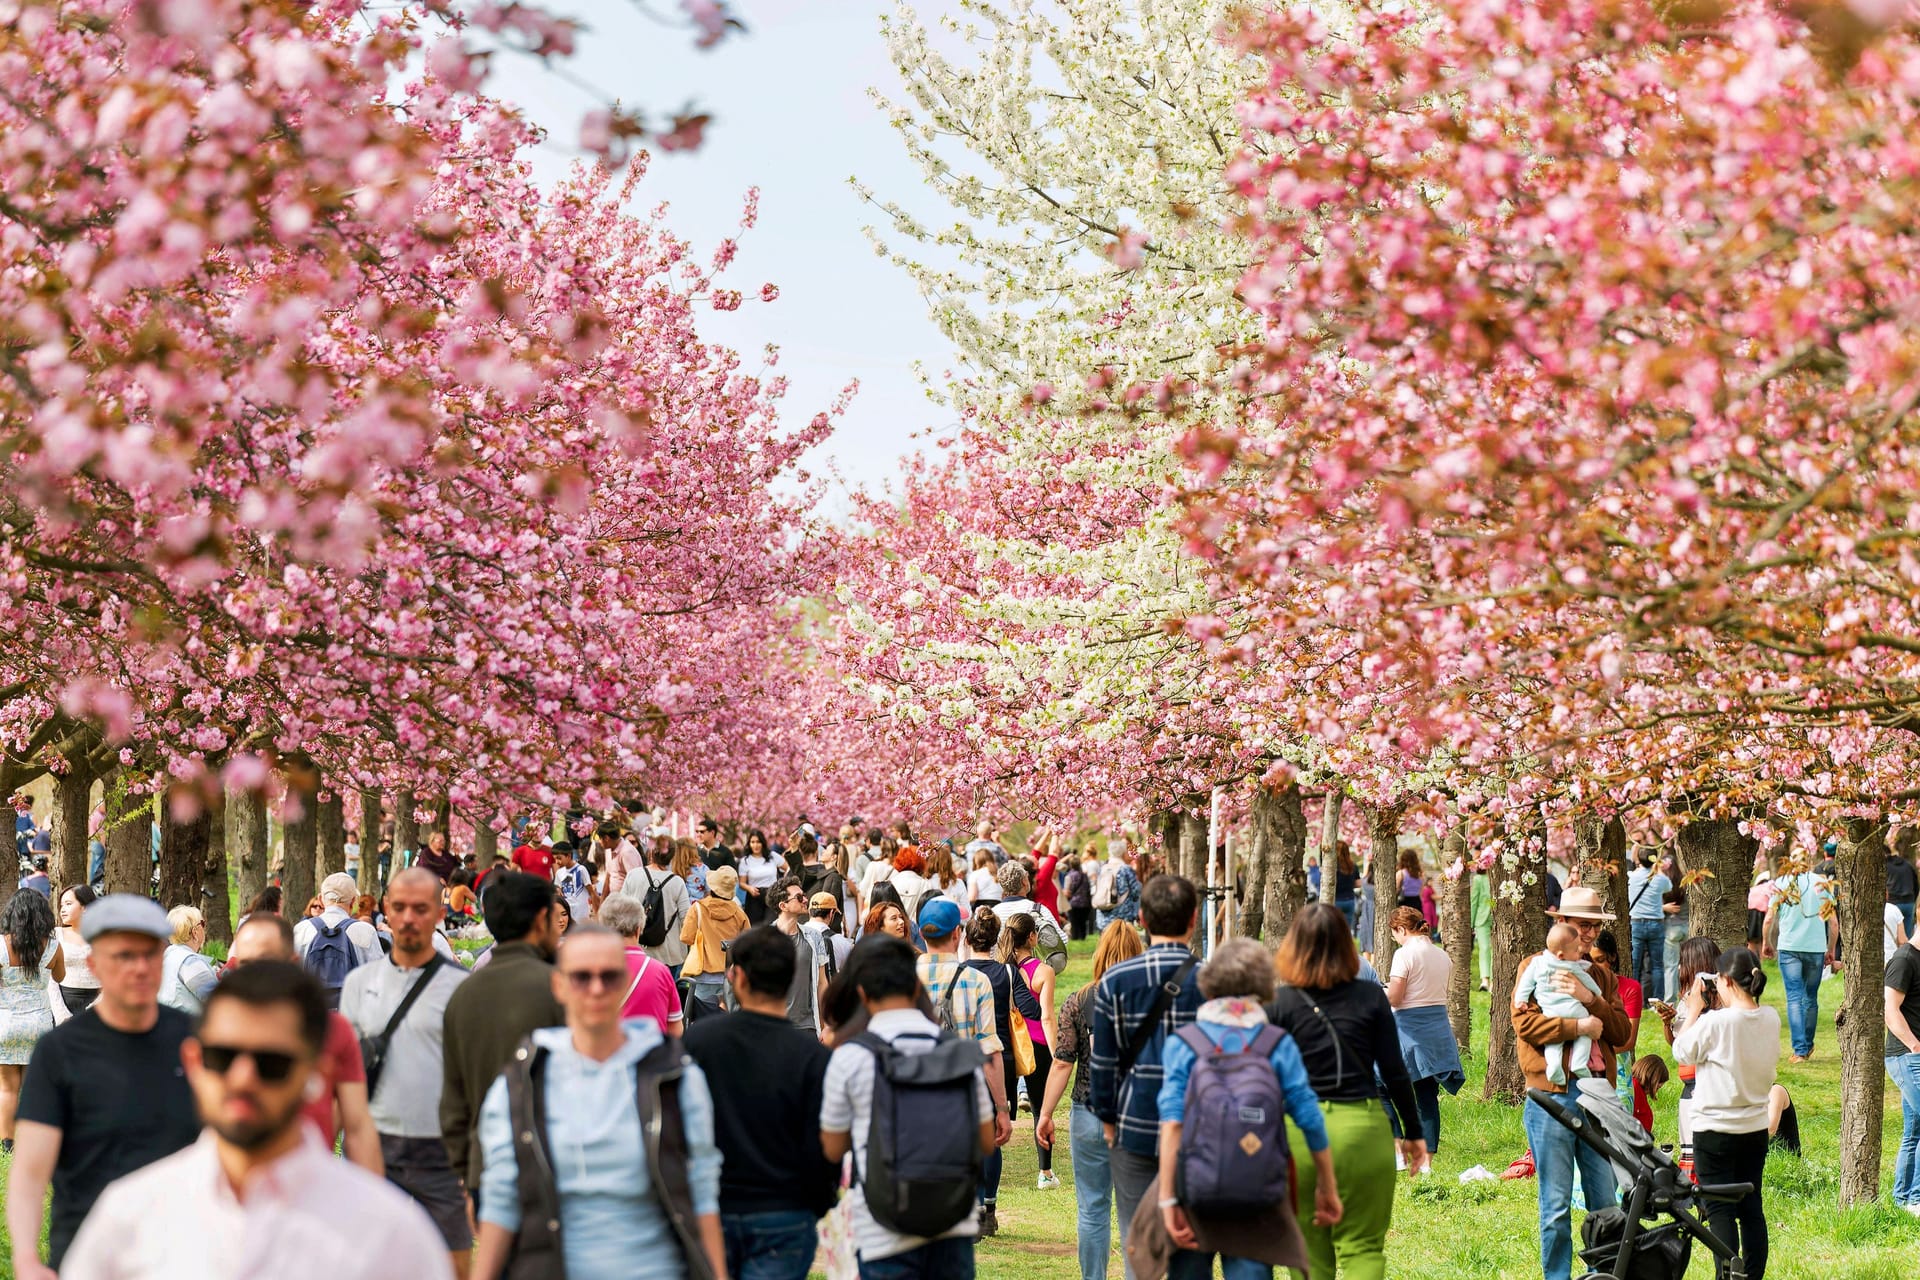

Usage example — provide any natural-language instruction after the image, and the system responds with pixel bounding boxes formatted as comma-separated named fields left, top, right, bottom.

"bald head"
left=230, top=913, right=296, bottom=965
left=385, top=867, right=443, bottom=961
left=390, top=866, right=442, bottom=894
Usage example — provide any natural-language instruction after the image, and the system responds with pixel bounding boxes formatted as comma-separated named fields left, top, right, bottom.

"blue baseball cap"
left=918, top=897, right=963, bottom=940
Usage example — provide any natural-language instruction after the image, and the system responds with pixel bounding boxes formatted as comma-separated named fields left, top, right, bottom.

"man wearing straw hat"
left=1512, top=884, right=1634, bottom=1280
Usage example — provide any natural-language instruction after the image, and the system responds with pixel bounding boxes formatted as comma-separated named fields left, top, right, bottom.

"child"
left=1632, top=1053, right=1669, bottom=1136
left=1515, top=922, right=1604, bottom=1085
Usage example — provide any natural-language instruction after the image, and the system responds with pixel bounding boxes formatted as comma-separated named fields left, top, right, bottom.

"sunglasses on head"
left=199, top=1043, right=300, bottom=1083
left=564, top=968, right=627, bottom=991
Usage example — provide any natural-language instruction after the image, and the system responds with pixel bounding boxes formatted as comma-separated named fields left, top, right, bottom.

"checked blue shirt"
left=1088, top=941, right=1203, bottom=1157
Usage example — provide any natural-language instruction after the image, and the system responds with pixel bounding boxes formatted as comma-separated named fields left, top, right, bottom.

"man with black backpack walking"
left=294, top=873, right=382, bottom=1008
left=1090, top=874, right=1204, bottom=1280
left=622, top=838, right=690, bottom=976
left=821, top=934, right=997, bottom=1280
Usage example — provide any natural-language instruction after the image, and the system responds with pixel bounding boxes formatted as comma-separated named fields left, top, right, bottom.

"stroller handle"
left=1694, top=1182, right=1755, bottom=1199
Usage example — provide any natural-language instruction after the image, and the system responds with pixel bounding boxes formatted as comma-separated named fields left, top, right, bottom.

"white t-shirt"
left=821, top=1008, right=992, bottom=1260
left=1672, top=1004, right=1780, bottom=1134
left=1888, top=902, right=1907, bottom=963
left=1390, top=935, right=1452, bottom=1009
left=739, top=852, right=784, bottom=892
left=967, top=868, right=1002, bottom=903
left=860, top=860, right=896, bottom=901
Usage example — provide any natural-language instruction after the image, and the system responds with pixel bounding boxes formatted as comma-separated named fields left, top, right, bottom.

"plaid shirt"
left=917, top=952, right=1003, bottom=1055
left=1089, top=942, right=1202, bottom=1156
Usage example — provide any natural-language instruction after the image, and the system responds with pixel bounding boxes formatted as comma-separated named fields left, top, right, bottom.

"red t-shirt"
left=1033, top=855, right=1060, bottom=916
left=302, top=1011, right=365, bottom=1147
left=622, top=948, right=684, bottom=1028
left=512, top=844, right=554, bottom=881
left=1633, top=1077, right=1654, bottom=1135
left=1616, top=974, right=1644, bottom=1020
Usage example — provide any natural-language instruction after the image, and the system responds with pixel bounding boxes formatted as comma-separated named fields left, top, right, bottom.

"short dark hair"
left=206, top=961, right=329, bottom=1056
left=728, top=925, right=798, bottom=998
left=698, top=816, right=719, bottom=834
left=1140, top=874, right=1198, bottom=936
left=481, top=871, right=556, bottom=943
left=773, top=876, right=807, bottom=908
left=849, top=933, right=918, bottom=1003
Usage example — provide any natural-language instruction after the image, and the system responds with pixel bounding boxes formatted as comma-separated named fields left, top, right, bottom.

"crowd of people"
left=0, top=796, right=1897, bottom=1280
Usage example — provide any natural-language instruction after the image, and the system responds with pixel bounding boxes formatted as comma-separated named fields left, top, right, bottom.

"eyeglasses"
left=199, top=1044, right=300, bottom=1083
left=564, top=968, right=627, bottom=991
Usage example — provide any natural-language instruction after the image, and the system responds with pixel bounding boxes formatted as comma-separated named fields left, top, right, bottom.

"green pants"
left=1289, top=1099, right=1394, bottom=1280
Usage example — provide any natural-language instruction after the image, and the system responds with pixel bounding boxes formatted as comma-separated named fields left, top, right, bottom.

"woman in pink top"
left=1002, top=913, right=1061, bottom=1190
left=598, top=895, right=683, bottom=1035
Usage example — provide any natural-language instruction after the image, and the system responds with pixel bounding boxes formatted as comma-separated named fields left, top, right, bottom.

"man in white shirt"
left=61, top=960, right=452, bottom=1280
left=292, top=873, right=383, bottom=997
left=339, top=869, right=469, bottom=1274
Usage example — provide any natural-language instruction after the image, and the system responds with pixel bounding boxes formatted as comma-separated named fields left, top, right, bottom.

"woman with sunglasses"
left=474, top=923, right=724, bottom=1280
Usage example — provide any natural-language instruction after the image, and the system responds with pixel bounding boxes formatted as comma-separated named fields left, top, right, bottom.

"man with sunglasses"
left=8, top=895, right=199, bottom=1280
left=61, top=961, right=452, bottom=1279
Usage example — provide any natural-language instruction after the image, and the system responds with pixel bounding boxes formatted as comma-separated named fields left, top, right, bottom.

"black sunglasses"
left=199, top=1043, right=300, bottom=1083
left=564, top=968, right=627, bottom=991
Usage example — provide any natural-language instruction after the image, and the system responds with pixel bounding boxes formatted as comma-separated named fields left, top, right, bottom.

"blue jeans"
left=1524, top=1096, right=1618, bottom=1280
left=1385, top=1076, right=1443, bottom=1152
left=1901, top=902, right=1917, bottom=936
left=1890, top=1054, right=1920, bottom=1205
left=723, top=1210, right=818, bottom=1280
left=1070, top=1102, right=1114, bottom=1280
left=1662, top=918, right=1686, bottom=1001
left=1777, top=950, right=1825, bottom=1057
left=1167, top=1253, right=1269, bottom=1280
left=858, top=1236, right=975, bottom=1280
left=1630, top=919, right=1664, bottom=1006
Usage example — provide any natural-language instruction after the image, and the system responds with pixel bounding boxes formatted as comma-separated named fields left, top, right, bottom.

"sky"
left=487, top=0, right=968, bottom=509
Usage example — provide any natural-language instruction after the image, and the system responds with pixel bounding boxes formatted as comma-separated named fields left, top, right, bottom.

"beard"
left=211, top=1093, right=303, bottom=1152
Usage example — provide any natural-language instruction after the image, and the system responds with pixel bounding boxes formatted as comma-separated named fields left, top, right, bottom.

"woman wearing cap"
left=678, top=866, right=747, bottom=1007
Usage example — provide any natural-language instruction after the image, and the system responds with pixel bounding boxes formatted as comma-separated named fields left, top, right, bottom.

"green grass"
left=6, top=941, right=1915, bottom=1280
left=975, top=942, right=1920, bottom=1280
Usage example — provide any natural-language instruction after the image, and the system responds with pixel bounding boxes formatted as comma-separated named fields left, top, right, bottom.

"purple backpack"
left=1173, top=1024, right=1293, bottom=1217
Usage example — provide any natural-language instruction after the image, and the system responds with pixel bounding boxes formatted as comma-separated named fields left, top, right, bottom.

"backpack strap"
left=1117, top=954, right=1198, bottom=1079
left=376, top=954, right=446, bottom=1044
left=1173, top=1023, right=1214, bottom=1059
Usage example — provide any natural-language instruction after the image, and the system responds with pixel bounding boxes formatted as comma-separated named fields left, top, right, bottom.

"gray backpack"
left=1171, top=1024, right=1292, bottom=1217
left=854, top=1030, right=985, bottom=1237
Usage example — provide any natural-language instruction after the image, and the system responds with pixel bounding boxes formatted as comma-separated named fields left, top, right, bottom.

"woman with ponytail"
left=1673, top=947, right=1779, bottom=1280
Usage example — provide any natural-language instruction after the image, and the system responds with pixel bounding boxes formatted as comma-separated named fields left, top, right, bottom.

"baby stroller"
left=1528, top=1086, right=1753, bottom=1280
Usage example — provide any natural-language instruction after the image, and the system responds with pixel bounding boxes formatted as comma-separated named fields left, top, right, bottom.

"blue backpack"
left=305, top=918, right=360, bottom=1009
left=1173, top=1024, right=1292, bottom=1217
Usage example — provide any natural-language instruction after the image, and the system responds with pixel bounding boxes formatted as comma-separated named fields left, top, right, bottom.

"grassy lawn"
left=977, top=941, right=1920, bottom=1280
left=5, top=938, right=1916, bottom=1279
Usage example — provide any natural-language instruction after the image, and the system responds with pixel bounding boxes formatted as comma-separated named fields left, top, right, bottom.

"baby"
left=1515, top=923, right=1604, bottom=1086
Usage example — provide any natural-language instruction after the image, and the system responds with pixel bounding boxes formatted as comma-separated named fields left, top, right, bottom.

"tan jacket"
left=679, top=896, right=748, bottom=977
left=1511, top=955, right=1633, bottom=1093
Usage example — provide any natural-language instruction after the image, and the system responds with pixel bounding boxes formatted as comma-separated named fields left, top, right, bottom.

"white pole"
left=1205, top=788, right=1222, bottom=958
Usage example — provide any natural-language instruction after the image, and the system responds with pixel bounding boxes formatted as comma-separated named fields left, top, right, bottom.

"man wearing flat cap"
left=7, top=895, right=199, bottom=1279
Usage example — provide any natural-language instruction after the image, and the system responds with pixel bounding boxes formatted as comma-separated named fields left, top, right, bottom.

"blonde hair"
left=1090, top=919, right=1145, bottom=982
left=166, top=905, right=204, bottom=946
left=671, top=838, right=702, bottom=880
left=972, top=849, right=996, bottom=872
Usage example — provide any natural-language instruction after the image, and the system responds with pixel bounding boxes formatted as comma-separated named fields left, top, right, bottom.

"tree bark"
left=53, top=762, right=93, bottom=891
left=281, top=771, right=319, bottom=915
left=432, top=791, right=452, bottom=851
left=394, top=795, right=420, bottom=872
left=317, top=790, right=346, bottom=879
left=229, top=784, right=269, bottom=910
left=473, top=818, right=498, bottom=863
left=1178, top=809, right=1208, bottom=887
left=1441, top=819, right=1474, bottom=1055
left=1838, top=815, right=1888, bottom=1205
left=103, top=775, right=153, bottom=897
left=1676, top=817, right=1757, bottom=952
left=1366, top=803, right=1403, bottom=972
left=1317, top=791, right=1343, bottom=903
left=1266, top=785, right=1309, bottom=943
left=203, top=800, right=232, bottom=947
left=1574, top=811, right=1629, bottom=928
left=358, top=792, right=384, bottom=895
left=157, top=793, right=208, bottom=911
left=1484, top=830, right=1549, bottom=1103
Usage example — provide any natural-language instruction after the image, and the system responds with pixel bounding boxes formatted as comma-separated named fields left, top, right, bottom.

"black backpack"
left=635, top=870, right=670, bottom=948
left=854, top=1030, right=985, bottom=1238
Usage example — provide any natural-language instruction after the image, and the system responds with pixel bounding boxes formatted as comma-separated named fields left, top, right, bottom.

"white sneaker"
left=1905, top=1202, right=1920, bottom=1218
left=1037, top=1171, right=1060, bottom=1191
left=1396, top=1152, right=1407, bottom=1171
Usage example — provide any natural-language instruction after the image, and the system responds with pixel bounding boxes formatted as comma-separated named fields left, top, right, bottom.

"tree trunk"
left=1241, top=796, right=1271, bottom=942
left=358, top=792, right=384, bottom=895
left=103, top=775, right=153, bottom=896
left=1574, top=811, right=1629, bottom=928
left=1251, top=782, right=1313, bottom=940
left=203, top=800, right=232, bottom=947
left=229, top=784, right=269, bottom=909
left=1676, top=817, right=1756, bottom=951
left=432, top=791, right=453, bottom=851
left=1178, top=809, right=1208, bottom=887
left=281, top=771, right=319, bottom=915
left=1317, top=790, right=1344, bottom=903
left=1441, top=819, right=1474, bottom=1055
left=394, top=795, right=420, bottom=872
left=1838, top=815, right=1888, bottom=1205
left=53, top=762, right=93, bottom=891
left=317, top=790, right=346, bottom=879
left=473, top=818, right=498, bottom=863
left=1484, top=829, right=1549, bottom=1103
left=156, top=792, right=208, bottom=911
left=1369, top=803, right=1402, bottom=972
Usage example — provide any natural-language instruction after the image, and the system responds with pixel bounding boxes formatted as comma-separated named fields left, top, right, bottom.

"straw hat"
left=1551, top=886, right=1615, bottom=922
